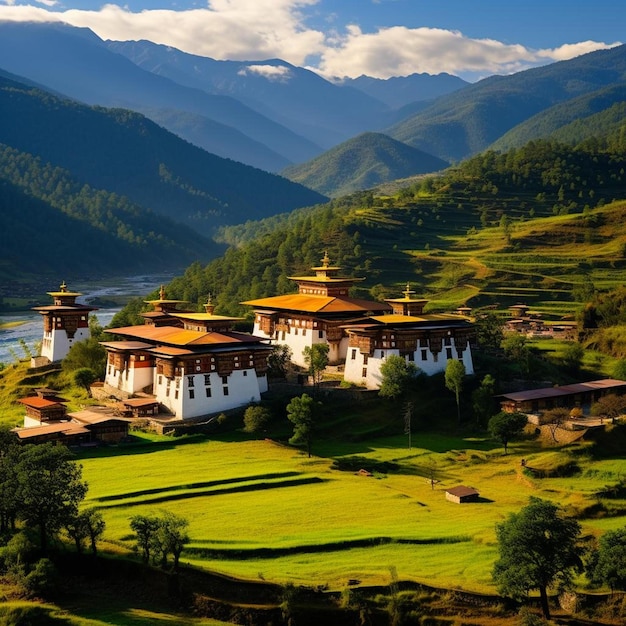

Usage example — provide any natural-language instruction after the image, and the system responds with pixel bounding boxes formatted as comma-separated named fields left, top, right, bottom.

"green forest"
left=115, top=139, right=626, bottom=330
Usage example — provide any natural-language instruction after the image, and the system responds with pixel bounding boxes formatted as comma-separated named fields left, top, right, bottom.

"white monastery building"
left=343, top=285, right=475, bottom=389
left=242, top=253, right=391, bottom=367
left=100, top=290, right=272, bottom=420
left=33, top=282, right=97, bottom=363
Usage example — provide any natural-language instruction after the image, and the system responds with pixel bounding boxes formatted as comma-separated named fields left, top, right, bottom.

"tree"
left=612, top=358, right=626, bottom=381
left=268, top=344, right=293, bottom=379
left=378, top=355, right=419, bottom=400
left=541, top=407, right=570, bottom=442
left=502, top=333, right=530, bottom=375
left=155, top=511, right=190, bottom=570
left=130, top=514, right=161, bottom=564
left=488, top=411, right=528, bottom=454
left=286, top=394, right=317, bottom=457
left=15, top=443, right=88, bottom=553
left=587, top=526, right=626, bottom=591
left=591, top=393, right=626, bottom=422
left=493, top=497, right=583, bottom=619
left=73, top=367, right=97, bottom=390
left=471, top=374, right=496, bottom=428
left=62, top=336, right=106, bottom=379
left=66, top=508, right=105, bottom=555
left=445, top=359, right=465, bottom=424
left=302, top=343, right=329, bottom=389
left=243, top=405, right=272, bottom=433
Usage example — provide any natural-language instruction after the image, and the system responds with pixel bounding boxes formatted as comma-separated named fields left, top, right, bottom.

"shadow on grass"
left=186, top=534, right=472, bottom=560
left=98, top=476, right=326, bottom=509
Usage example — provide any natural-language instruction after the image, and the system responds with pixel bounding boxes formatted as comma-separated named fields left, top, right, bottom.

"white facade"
left=41, top=323, right=91, bottom=363
left=344, top=335, right=475, bottom=390
left=155, top=369, right=266, bottom=419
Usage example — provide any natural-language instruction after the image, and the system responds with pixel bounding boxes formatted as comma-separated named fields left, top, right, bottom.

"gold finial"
left=159, top=285, right=166, bottom=300
left=321, top=251, right=330, bottom=267
left=60, top=281, right=67, bottom=293
left=403, top=282, right=415, bottom=299
left=203, top=293, right=215, bottom=315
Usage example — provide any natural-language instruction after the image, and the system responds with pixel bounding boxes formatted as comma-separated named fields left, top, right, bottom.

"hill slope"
left=281, top=132, right=449, bottom=197
left=0, top=71, right=326, bottom=238
left=490, top=82, right=626, bottom=151
left=388, top=44, right=626, bottom=162
left=158, top=141, right=626, bottom=318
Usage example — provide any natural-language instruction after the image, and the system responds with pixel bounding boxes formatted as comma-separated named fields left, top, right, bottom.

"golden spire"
left=321, top=251, right=330, bottom=268
left=159, top=285, right=166, bottom=300
left=402, top=282, right=416, bottom=299
left=203, top=293, right=215, bottom=315
left=60, top=280, right=67, bottom=293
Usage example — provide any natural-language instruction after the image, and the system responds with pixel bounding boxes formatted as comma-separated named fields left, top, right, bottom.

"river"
left=0, top=274, right=173, bottom=366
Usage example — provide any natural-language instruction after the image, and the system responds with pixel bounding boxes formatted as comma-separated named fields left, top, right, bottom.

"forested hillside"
left=0, top=71, right=326, bottom=238
left=282, top=132, right=449, bottom=197
left=0, top=144, right=216, bottom=283
left=387, top=44, right=626, bottom=162
left=491, top=83, right=626, bottom=152
left=119, top=140, right=626, bottom=326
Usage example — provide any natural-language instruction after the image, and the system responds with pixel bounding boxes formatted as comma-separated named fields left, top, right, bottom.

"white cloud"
left=313, top=24, right=621, bottom=79
left=0, top=2, right=620, bottom=80
left=239, top=64, right=293, bottom=82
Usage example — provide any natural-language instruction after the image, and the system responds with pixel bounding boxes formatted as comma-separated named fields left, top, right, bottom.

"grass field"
left=76, top=427, right=626, bottom=594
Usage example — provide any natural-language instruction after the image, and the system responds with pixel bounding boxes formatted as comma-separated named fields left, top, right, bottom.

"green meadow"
left=76, top=427, right=626, bottom=593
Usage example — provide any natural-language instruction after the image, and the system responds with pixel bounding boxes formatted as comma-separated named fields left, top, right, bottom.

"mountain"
left=0, top=68, right=327, bottom=282
left=489, top=82, right=626, bottom=152
left=281, top=132, right=449, bottom=197
left=387, top=44, right=626, bottom=163
left=0, top=21, right=322, bottom=170
left=107, top=40, right=392, bottom=151
left=342, top=73, right=468, bottom=109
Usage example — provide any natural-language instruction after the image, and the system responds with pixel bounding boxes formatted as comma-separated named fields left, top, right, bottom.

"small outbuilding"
left=445, top=485, right=480, bottom=504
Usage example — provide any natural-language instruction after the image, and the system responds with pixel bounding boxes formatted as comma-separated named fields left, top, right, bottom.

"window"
left=204, top=375, right=211, bottom=385
left=407, top=353, right=414, bottom=361
left=433, top=353, right=438, bottom=363
left=166, top=387, right=170, bottom=397
left=205, top=387, right=212, bottom=397
left=351, top=349, right=357, bottom=361
left=380, top=351, right=385, bottom=358
left=243, top=371, right=248, bottom=376
left=302, top=329, right=306, bottom=336
left=175, top=391, right=179, bottom=399
left=446, top=348, right=453, bottom=359
left=421, top=349, right=428, bottom=361
left=189, top=389, right=195, bottom=399
left=158, top=375, right=162, bottom=385
left=221, top=376, right=228, bottom=385
left=363, top=354, right=369, bottom=365
left=318, top=330, right=324, bottom=338
left=444, top=336, right=451, bottom=346
left=362, top=368, right=367, bottom=377
left=187, top=376, right=194, bottom=387
left=223, top=387, right=229, bottom=396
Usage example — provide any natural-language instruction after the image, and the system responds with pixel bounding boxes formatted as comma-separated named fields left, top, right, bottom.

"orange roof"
left=18, top=397, right=63, bottom=409
left=243, top=294, right=389, bottom=314
left=108, top=325, right=265, bottom=348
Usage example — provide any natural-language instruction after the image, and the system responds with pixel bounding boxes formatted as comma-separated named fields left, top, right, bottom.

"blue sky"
left=0, top=1, right=623, bottom=81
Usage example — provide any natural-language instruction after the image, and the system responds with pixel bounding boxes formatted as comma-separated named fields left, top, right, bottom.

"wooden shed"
left=445, top=485, right=480, bottom=504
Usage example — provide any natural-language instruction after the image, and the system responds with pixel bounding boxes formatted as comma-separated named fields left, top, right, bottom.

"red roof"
left=18, top=397, right=63, bottom=409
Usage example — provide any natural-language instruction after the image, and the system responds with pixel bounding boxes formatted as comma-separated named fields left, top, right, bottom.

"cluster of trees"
left=0, top=434, right=106, bottom=596
left=130, top=512, right=189, bottom=571
left=494, top=497, right=626, bottom=620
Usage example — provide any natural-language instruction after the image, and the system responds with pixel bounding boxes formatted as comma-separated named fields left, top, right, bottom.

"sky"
left=0, top=0, right=623, bottom=81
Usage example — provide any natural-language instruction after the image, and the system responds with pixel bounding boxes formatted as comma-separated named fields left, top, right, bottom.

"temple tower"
left=33, top=281, right=97, bottom=363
